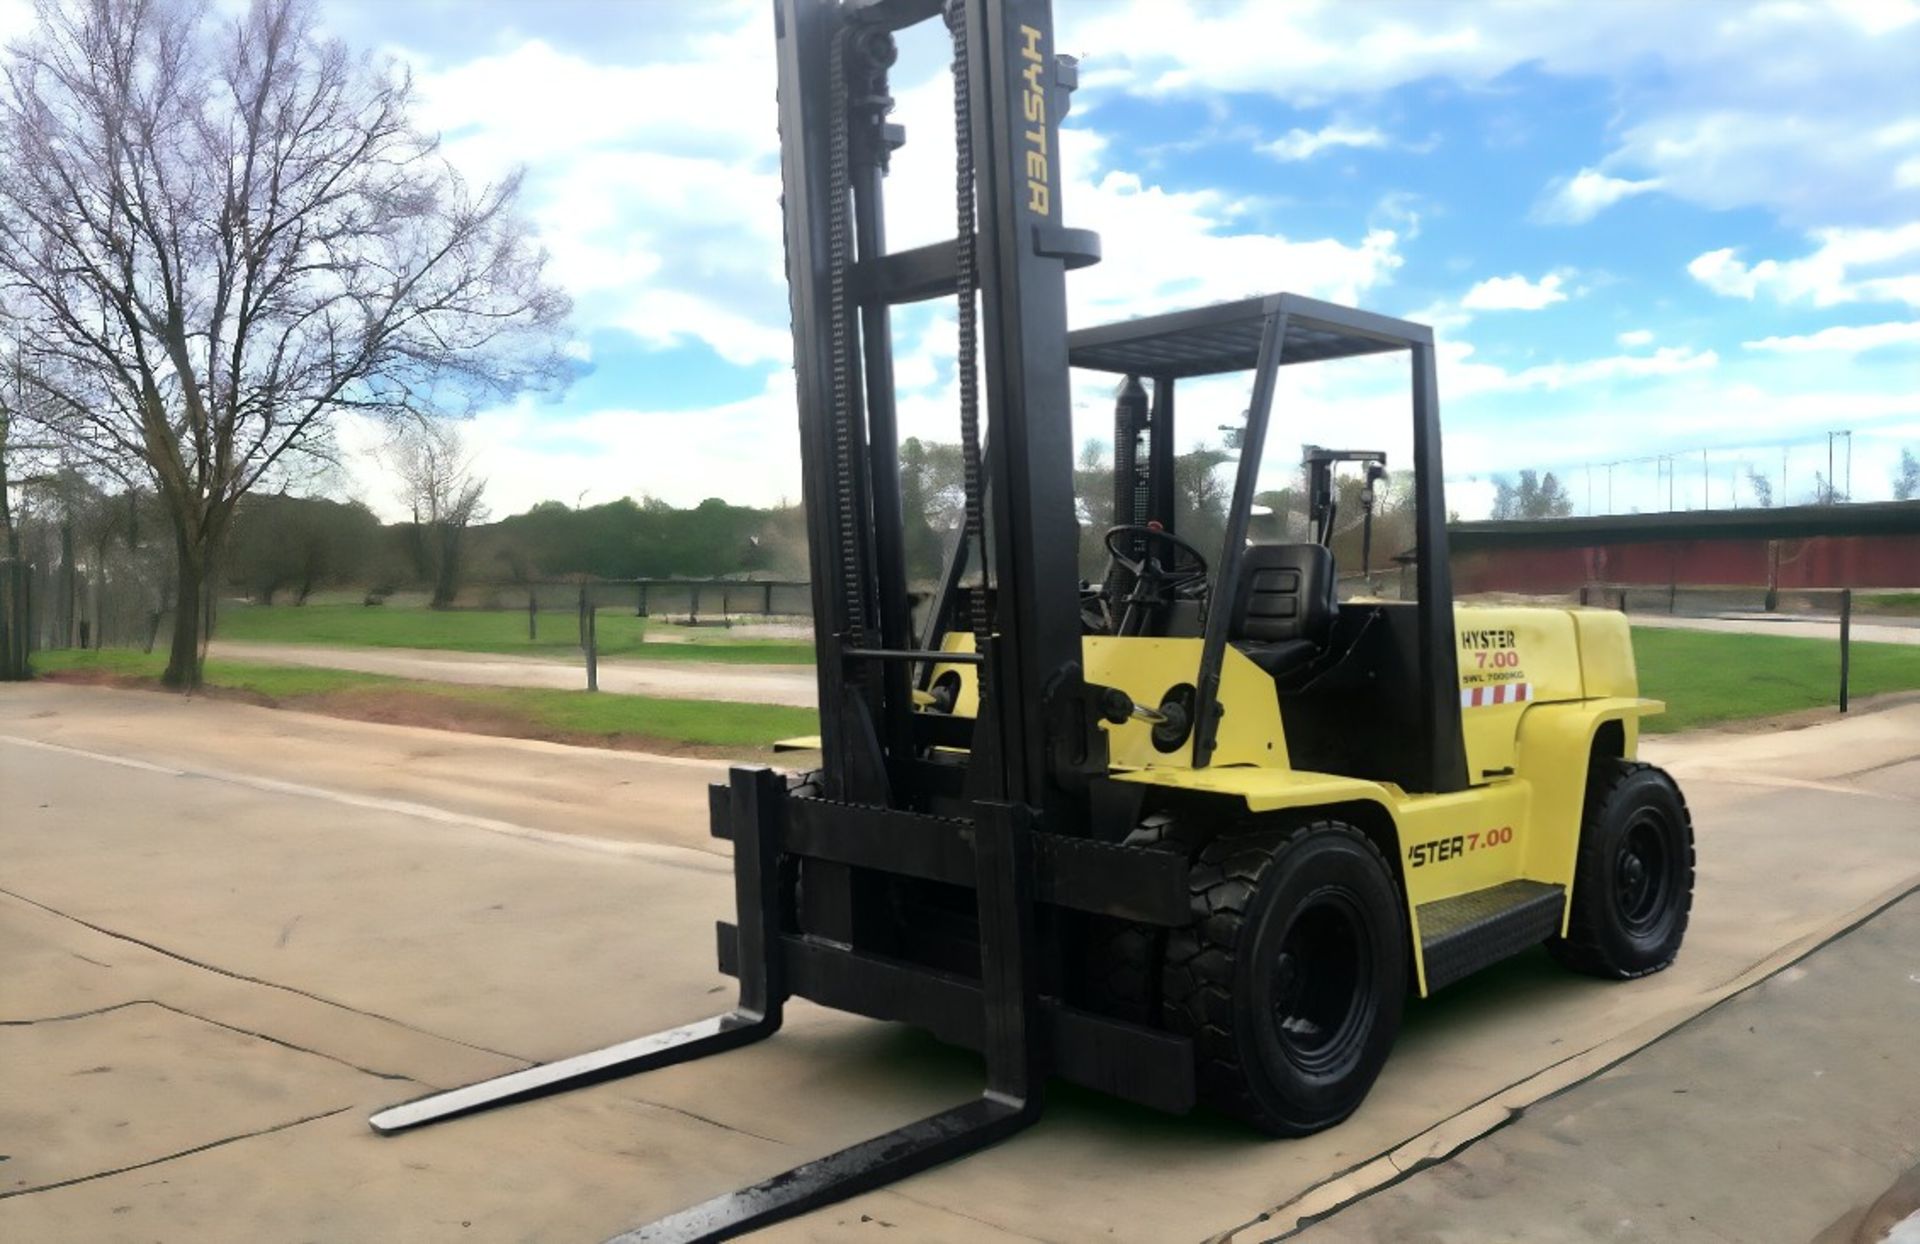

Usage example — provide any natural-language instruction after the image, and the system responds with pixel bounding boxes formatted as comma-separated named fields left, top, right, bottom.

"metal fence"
left=482, top=579, right=812, bottom=694
left=470, top=578, right=812, bottom=626
left=1580, top=582, right=1863, bottom=713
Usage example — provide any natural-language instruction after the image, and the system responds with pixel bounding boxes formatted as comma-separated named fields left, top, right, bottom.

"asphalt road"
left=2, top=682, right=1918, bottom=1242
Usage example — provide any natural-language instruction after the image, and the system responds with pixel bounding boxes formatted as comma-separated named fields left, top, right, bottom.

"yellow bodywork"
left=921, top=605, right=1661, bottom=995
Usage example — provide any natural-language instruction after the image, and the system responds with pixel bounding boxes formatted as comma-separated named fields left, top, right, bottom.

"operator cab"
left=1066, top=293, right=1454, bottom=789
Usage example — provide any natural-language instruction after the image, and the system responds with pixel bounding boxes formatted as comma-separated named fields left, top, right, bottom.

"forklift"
left=370, top=1, right=1695, bottom=1238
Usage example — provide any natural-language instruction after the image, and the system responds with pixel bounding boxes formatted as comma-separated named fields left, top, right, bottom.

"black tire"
left=1550, top=760, right=1694, bottom=979
left=1082, top=813, right=1198, bottom=1024
left=1163, top=820, right=1406, bottom=1136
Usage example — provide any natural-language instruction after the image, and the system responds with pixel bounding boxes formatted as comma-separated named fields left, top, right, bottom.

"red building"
left=1450, top=500, right=1920, bottom=595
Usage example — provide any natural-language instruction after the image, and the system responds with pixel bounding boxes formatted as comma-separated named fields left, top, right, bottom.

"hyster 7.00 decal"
left=1407, top=825, right=1515, bottom=868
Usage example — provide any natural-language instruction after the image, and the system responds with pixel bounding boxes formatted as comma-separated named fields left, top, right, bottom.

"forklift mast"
left=779, top=0, right=1103, bottom=815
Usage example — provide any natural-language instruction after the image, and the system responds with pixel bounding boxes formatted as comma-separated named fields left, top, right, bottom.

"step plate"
left=1418, top=880, right=1565, bottom=992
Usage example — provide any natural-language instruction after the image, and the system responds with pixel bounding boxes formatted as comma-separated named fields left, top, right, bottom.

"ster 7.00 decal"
left=1406, top=825, right=1515, bottom=868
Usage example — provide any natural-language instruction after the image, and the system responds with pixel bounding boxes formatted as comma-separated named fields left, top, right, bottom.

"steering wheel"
left=1099, top=524, right=1211, bottom=635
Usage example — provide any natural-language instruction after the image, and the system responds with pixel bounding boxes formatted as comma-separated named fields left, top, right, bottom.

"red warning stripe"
left=1460, top=682, right=1532, bottom=708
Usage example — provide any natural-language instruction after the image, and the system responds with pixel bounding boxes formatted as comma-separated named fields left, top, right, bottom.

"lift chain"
left=945, top=1, right=991, bottom=678
left=826, top=25, right=867, bottom=649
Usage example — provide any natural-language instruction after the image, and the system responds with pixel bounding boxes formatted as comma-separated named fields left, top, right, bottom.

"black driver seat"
left=1229, top=543, right=1338, bottom=678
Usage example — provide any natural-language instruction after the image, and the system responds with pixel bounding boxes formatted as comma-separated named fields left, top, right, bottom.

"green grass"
left=40, top=625, right=1920, bottom=744
left=213, top=602, right=815, bottom=664
left=1632, top=627, right=1920, bottom=732
left=1858, top=591, right=1920, bottom=616
left=32, top=648, right=818, bottom=748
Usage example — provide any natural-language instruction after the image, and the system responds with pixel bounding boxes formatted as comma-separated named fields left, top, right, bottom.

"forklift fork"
left=369, top=766, right=1045, bottom=1243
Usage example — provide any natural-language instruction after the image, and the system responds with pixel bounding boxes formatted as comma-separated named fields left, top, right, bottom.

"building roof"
left=1450, top=500, right=1920, bottom=550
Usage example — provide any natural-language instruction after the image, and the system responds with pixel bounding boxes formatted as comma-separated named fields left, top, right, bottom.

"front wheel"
left=1549, top=760, right=1694, bottom=979
left=1162, top=820, right=1406, bottom=1136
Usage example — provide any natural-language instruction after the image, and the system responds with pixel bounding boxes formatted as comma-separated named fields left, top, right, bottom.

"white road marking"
left=0, top=734, right=729, bottom=874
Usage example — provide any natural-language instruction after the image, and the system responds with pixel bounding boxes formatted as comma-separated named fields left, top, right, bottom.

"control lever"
left=1096, top=686, right=1170, bottom=726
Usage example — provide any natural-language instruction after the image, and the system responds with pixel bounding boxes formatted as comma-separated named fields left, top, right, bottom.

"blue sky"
left=121, top=1, right=1920, bottom=517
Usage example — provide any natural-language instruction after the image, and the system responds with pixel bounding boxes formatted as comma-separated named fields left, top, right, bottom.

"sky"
left=6, top=0, right=1919, bottom=519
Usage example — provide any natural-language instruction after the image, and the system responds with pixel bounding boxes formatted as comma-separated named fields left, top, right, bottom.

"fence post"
left=1838, top=588, right=1851, bottom=714
left=637, top=581, right=646, bottom=618
left=764, top=581, right=774, bottom=616
left=689, top=584, right=700, bottom=626
left=0, top=560, right=27, bottom=680
left=585, top=592, right=599, bottom=693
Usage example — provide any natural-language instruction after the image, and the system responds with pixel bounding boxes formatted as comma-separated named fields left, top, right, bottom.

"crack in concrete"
left=1, top=1000, right=148, bottom=1026
left=0, top=886, right=526, bottom=1064
left=0, top=1105, right=351, bottom=1200
left=150, top=1000, right=423, bottom=1084
left=632, top=1099, right=783, bottom=1147
left=2, top=999, right=421, bottom=1086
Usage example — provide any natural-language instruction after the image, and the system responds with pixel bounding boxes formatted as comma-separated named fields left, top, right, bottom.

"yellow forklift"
left=371, top=1, right=1694, bottom=1238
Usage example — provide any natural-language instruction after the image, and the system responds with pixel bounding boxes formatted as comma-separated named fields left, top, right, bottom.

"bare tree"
left=0, top=333, right=65, bottom=558
left=388, top=418, right=487, bottom=608
left=0, top=0, right=569, bottom=686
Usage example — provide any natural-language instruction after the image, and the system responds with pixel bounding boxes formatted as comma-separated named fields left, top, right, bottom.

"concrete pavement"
left=2, top=682, right=1918, bottom=1242
left=1291, top=893, right=1920, bottom=1244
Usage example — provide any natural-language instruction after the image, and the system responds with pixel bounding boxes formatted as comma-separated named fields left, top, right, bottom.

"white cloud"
left=1617, top=329, right=1655, bottom=347
left=1534, top=168, right=1662, bottom=224
left=1688, top=223, right=1920, bottom=307
left=0, top=0, right=32, bottom=41
left=1260, top=123, right=1390, bottom=162
left=1831, top=0, right=1920, bottom=36
left=1743, top=321, right=1920, bottom=354
left=882, top=79, right=1406, bottom=327
left=1064, top=1, right=1920, bottom=228
left=408, top=33, right=790, bottom=367
left=344, top=26, right=1413, bottom=514
left=1444, top=342, right=1718, bottom=398
left=1461, top=272, right=1572, bottom=312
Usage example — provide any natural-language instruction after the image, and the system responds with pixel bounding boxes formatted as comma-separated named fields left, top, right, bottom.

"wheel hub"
left=1614, top=811, right=1671, bottom=933
left=1266, top=896, right=1371, bottom=1072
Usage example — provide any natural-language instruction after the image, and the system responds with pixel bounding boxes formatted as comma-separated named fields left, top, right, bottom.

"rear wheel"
left=1163, top=820, right=1406, bottom=1136
left=1549, top=760, right=1694, bottom=979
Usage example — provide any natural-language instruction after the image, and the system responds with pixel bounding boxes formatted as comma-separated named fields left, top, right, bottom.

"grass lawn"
left=32, top=649, right=818, bottom=751
left=1858, top=591, right=1920, bottom=617
left=214, top=602, right=815, bottom=665
left=1632, top=626, right=1920, bottom=732
left=34, top=625, right=1917, bottom=747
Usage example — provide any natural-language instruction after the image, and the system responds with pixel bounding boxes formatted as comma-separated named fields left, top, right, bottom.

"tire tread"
left=1161, top=819, right=1396, bottom=1135
left=1549, top=759, right=1695, bottom=979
